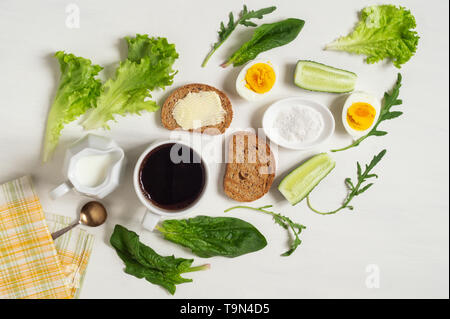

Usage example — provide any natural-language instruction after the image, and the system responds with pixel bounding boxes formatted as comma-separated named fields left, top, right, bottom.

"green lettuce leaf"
left=325, top=5, right=419, bottom=68
left=42, top=52, right=102, bottom=162
left=81, top=34, right=179, bottom=130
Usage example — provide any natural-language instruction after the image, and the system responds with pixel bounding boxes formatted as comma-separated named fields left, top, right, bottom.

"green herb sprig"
left=224, top=205, right=306, bottom=256
left=307, top=149, right=387, bottom=215
left=331, top=73, right=403, bottom=152
left=201, top=5, right=276, bottom=67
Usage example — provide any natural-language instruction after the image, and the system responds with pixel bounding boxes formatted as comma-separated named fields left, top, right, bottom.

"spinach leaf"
left=156, top=216, right=267, bottom=258
left=224, top=205, right=306, bottom=256
left=222, top=18, right=305, bottom=67
left=110, top=225, right=209, bottom=295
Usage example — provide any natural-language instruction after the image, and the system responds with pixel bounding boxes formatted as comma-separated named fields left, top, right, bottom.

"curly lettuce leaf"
left=81, top=35, right=178, bottom=130
left=325, top=5, right=419, bottom=68
left=42, top=52, right=102, bottom=162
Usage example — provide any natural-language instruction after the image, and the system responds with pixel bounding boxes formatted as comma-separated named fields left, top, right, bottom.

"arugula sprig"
left=307, top=150, right=387, bottom=215
left=224, top=205, right=306, bottom=256
left=201, top=5, right=276, bottom=67
left=332, top=73, right=403, bottom=152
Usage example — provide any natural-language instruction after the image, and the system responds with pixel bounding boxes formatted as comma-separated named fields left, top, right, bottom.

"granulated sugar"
left=273, top=105, right=324, bottom=143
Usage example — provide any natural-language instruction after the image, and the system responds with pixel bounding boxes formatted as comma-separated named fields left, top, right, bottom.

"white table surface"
left=0, top=0, right=448, bottom=299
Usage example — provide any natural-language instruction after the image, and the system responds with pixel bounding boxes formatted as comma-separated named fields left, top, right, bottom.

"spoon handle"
left=51, top=220, right=80, bottom=240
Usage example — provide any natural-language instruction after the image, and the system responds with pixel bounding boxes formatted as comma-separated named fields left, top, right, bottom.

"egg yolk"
left=245, top=63, right=276, bottom=94
left=346, top=102, right=376, bottom=131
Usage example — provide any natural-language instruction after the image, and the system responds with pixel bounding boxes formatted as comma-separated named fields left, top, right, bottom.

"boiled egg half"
left=236, top=60, right=278, bottom=101
left=342, top=91, right=381, bottom=137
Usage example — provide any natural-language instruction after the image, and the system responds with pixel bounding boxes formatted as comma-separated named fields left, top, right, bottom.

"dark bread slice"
left=161, top=83, right=233, bottom=135
left=224, top=131, right=276, bottom=202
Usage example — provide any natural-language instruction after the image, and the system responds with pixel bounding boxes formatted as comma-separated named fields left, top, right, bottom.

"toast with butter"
left=224, top=131, right=276, bottom=202
left=161, top=83, right=233, bottom=135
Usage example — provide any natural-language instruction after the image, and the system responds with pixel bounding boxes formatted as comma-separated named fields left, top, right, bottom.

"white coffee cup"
left=133, top=139, right=209, bottom=231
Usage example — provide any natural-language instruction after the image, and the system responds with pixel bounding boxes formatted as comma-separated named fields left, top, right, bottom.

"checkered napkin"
left=0, top=176, right=94, bottom=299
left=45, top=212, right=94, bottom=298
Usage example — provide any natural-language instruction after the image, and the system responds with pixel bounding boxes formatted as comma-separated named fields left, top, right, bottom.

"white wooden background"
left=0, top=0, right=448, bottom=298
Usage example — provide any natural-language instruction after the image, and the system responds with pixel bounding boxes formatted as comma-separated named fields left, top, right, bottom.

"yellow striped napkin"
left=45, top=212, right=94, bottom=298
left=0, top=176, right=94, bottom=299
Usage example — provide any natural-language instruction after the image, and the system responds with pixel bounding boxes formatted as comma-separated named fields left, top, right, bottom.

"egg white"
left=235, top=59, right=278, bottom=101
left=341, top=91, right=381, bottom=138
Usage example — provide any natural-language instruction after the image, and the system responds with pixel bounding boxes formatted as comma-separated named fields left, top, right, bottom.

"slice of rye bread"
left=161, top=83, right=233, bottom=135
left=224, top=131, right=276, bottom=202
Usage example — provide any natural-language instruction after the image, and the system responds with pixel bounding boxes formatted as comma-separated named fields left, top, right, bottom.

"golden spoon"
left=51, top=201, right=107, bottom=240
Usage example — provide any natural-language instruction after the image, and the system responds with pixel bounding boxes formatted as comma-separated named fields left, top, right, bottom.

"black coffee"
left=139, top=143, right=206, bottom=211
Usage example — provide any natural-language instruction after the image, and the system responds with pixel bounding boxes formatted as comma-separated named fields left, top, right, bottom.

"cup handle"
left=142, top=210, right=161, bottom=231
left=50, top=181, right=72, bottom=200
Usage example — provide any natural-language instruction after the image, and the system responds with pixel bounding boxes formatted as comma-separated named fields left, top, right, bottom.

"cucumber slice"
left=294, top=60, right=357, bottom=93
left=278, top=153, right=335, bottom=205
